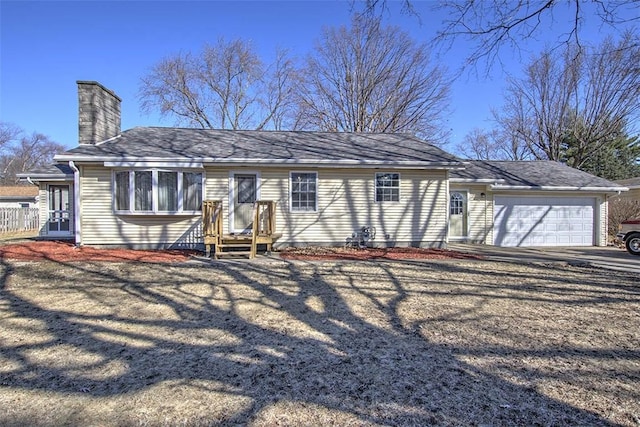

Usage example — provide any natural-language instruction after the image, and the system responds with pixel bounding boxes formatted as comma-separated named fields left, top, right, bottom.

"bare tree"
left=609, top=198, right=640, bottom=238
left=0, top=122, right=21, bottom=151
left=0, top=123, right=65, bottom=184
left=296, top=15, right=451, bottom=142
left=456, top=127, right=530, bottom=160
left=495, top=33, right=640, bottom=168
left=256, top=49, right=302, bottom=130
left=139, top=38, right=298, bottom=130
left=496, top=46, right=578, bottom=162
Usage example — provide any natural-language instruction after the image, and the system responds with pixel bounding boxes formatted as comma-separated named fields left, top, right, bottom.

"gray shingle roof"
left=614, top=177, right=640, bottom=188
left=57, top=127, right=462, bottom=166
left=452, top=160, right=624, bottom=189
left=16, top=164, right=74, bottom=180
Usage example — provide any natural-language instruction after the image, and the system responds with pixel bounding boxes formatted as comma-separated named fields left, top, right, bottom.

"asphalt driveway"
left=449, top=243, right=639, bottom=273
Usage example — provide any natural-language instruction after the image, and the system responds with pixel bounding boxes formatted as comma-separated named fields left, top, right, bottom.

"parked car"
left=617, top=219, right=640, bottom=256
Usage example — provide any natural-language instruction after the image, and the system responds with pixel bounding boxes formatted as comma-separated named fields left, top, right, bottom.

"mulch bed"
left=0, top=241, right=483, bottom=262
left=279, top=246, right=483, bottom=260
left=0, top=241, right=195, bottom=263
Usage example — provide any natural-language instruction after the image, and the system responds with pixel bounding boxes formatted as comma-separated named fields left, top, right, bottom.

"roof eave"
left=56, top=155, right=465, bottom=169
left=491, top=184, right=629, bottom=193
left=17, top=173, right=74, bottom=182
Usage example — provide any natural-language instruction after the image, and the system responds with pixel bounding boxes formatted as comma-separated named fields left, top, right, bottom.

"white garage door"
left=494, top=196, right=595, bottom=247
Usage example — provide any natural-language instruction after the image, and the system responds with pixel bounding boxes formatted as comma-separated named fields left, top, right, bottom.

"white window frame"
left=113, top=169, right=203, bottom=215
left=374, top=172, right=400, bottom=202
left=289, top=171, right=318, bottom=213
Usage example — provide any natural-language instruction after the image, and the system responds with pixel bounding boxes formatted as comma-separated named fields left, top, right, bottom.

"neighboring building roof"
left=614, top=177, right=640, bottom=189
left=54, top=127, right=464, bottom=168
left=16, top=164, right=74, bottom=182
left=451, top=160, right=626, bottom=192
left=0, top=185, right=38, bottom=199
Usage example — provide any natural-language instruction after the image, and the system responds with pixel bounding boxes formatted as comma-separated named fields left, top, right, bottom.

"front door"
left=48, top=185, right=71, bottom=235
left=233, top=174, right=257, bottom=233
left=449, top=191, right=467, bottom=238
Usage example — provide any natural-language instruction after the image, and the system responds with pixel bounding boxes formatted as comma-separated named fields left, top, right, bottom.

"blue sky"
left=0, top=1, right=624, bottom=153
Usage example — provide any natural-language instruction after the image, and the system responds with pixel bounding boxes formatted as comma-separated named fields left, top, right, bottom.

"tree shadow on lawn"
left=0, top=256, right=637, bottom=426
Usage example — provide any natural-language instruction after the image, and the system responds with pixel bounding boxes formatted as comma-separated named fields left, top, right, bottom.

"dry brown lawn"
left=0, top=257, right=639, bottom=426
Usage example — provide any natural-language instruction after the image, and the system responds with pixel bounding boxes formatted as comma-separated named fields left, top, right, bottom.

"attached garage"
left=449, top=161, right=626, bottom=248
left=493, top=196, right=595, bottom=247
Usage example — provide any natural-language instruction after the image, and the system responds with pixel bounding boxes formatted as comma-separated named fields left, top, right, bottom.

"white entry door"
left=449, top=191, right=467, bottom=239
left=493, top=196, right=594, bottom=247
left=232, top=174, right=257, bottom=233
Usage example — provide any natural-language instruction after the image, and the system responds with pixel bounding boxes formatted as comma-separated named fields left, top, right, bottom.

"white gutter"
left=69, top=161, right=81, bottom=246
left=19, top=175, right=73, bottom=182
left=491, top=184, right=629, bottom=193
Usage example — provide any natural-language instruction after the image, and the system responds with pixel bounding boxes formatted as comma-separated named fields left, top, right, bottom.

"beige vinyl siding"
left=598, top=196, right=607, bottom=246
left=77, top=165, right=448, bottom=248
left=37, top=187, right=48, bottom=237
left=204, top=167, right=448, bottom=247
left=257, top=168, right=448, bottom=247
left=470, top=189, right=494, bottom=244
left=79, top=165, right=201, bottom=248
left=204, top=168, right=231, bottom=232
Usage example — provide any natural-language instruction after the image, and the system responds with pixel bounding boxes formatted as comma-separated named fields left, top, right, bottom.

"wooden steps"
left=216, top=234, right=253, bottom=258
left=202, top=200, right=280, bottom=260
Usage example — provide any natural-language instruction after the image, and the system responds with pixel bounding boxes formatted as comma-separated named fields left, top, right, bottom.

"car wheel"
left=625, top=233, right=640, bottom=256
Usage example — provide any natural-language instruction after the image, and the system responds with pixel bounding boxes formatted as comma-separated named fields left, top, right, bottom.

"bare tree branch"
left=362, top=0, right=640, bottom=73
left=0, top=123, right=65, bottom=184
left=495, top=32, right=640, bottom=168
left=139, top=39, right=297, bottom=130
left=296, top=15, right=451, bottom=143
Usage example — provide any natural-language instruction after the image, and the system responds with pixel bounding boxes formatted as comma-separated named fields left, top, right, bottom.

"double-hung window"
left=375, top=172, right=400, bottom=202
left=290, top=172, right=317, bottom=212
left=114, top=170, right=203, bottom=214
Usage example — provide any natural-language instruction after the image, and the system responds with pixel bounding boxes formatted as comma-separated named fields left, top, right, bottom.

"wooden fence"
left=0, top=208, right=40, bottom=234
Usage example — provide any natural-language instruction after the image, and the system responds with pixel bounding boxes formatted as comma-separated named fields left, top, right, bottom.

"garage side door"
left=493, top=196, right=595, bottom=247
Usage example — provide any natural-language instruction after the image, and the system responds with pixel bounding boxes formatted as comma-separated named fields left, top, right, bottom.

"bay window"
left=114, top=170, right=202, bottom=213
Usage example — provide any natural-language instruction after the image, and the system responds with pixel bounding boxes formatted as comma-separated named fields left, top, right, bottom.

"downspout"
left=69, top=161, right=81, bottom=246
left=482, top=190, right=487, bottom=245
left=445, top=170, right=450, bottom=247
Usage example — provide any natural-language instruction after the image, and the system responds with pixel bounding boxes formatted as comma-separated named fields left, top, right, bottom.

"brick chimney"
left=77, top=81, right=121, bottom=145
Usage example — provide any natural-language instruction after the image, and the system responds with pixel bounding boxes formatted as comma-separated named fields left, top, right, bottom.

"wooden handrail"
left=251, top=201, right=276, bottom=257
left=202, top=200, right=223, bottom=258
